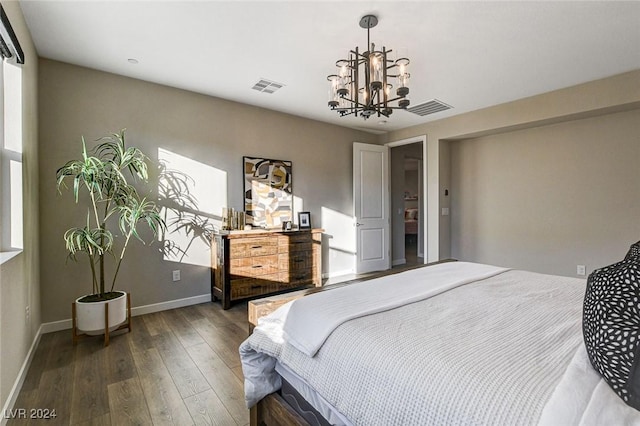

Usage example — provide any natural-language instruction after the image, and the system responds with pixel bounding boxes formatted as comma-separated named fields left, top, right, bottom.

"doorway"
left=390, top=140, right=424, bottom=267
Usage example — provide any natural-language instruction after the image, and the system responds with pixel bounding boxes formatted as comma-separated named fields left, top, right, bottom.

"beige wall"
left=38, top=59, right=379, bottom=323
left=450, top=108, right=640, bottom=276
left=385, top=70, right=640, bottom=264
left=0, top=0, right=40, bottom=413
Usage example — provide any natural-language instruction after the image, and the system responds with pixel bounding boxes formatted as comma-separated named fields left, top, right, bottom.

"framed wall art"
left=243, top=156, right=293, bottom=228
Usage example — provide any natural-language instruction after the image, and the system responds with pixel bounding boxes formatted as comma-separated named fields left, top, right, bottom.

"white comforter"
left=282, top=262, right=508, bottom=356
left=240, top=262, right=640, bottom=425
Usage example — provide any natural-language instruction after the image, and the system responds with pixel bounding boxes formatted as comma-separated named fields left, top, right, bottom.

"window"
left=0, top=5, right=24, bottom=257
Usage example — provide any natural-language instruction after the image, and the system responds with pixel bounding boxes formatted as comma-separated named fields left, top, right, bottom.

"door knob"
left=355, top=222, right=363, bottom=226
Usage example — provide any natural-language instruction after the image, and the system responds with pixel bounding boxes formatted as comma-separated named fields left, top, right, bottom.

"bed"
left=240, top=262, right=640, bottom=425
left=404, top=208, right=418, bottom=236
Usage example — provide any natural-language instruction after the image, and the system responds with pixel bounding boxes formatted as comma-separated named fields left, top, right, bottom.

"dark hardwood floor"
left=9, top=302, right=251, bottom=426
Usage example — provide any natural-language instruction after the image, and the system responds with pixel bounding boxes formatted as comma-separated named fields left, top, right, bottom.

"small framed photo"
left=282, top=220, right=292, bottom=231
left=298, top=212, right=311, bottom=229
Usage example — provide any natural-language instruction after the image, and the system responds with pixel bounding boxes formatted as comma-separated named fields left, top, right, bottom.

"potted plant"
left=56, top=130, right=165, bottom=341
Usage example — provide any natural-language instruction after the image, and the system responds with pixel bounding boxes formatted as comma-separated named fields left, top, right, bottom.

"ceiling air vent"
left=406, top=99, right=452, bottom=117
left=251, top=78, right=285, bottom=94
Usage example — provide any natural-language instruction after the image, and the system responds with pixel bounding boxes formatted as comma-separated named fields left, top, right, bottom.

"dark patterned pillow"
left=625, top=240, right=640, bottom=260
left=583, top=259, right=640, bottom=409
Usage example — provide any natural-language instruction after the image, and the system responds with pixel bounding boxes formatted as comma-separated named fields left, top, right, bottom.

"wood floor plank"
left=6, top=389, right=36, bottom=426
left=152, top=332, right=211, bottom=399
left=161, top=308, right=205, bottom=348
left=183, top=389, right=237, bottom=426
left=177, top=305, right=206, bottom=322
left=107, top=377, right=152, bottom=426
left=193, top=304, right=230, bottom=327
left=191, top=320, right=242, bottom=369
left=69, top=340, right=110, bottom=424
left=186, top=342, right=248, bottom=425
left=44, top=330, right=76, bottom=371
left=219, top=322, right=249, bottom=348
left=216, top=302, right=250, bottom=326
left=142, top=311, right=170, bottom=336
left=132, top=347, right=194, bottom=425
left=105, top=328, right=136, bottom=384
left=231, top=365, right=244, bottom=384
left=70, top=412, right=110, bottom=426
left=29, top=365, right=75, bottom=425
left=19, top=333, right=54, bottom=392
left=125, top=316, right=155, bottom=353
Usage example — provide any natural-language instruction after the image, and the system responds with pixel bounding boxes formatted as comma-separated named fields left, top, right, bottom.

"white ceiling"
left=20, top=1, right=640, bottom=133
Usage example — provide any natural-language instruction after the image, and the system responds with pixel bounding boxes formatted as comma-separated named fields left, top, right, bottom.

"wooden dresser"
left=211, top=229, right=322, bottom=309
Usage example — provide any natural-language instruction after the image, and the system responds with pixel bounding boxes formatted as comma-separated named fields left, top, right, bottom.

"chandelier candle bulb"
left=327, top=75, right=339, bottom=108
left=370, top=51, right=384, bottom=89
left=396, top=57, right=410, bottom=97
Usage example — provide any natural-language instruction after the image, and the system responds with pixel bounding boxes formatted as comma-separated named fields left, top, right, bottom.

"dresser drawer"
left=230, top=254, right=280, bottom=277
left=278, top=234, right=315, bottom=253
left=230, top=275, right=281, bottom=300
left=230, top=238, right=278, bottom=257
left=278, top=252, right=314, bottom=272
left=279, top=270, right=313, bottom=284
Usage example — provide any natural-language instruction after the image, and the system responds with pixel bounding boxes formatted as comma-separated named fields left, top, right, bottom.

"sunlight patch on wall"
left=9, top=160, right=22, bottom=249
left=321, top=206, right=356, bottom=276
left=158, top=148, right=226, bottom=267
left=293, top=195, right=304, bottom=225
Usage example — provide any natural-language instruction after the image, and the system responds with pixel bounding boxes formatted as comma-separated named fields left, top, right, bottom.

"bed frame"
left=251, top=378, right=331, bottom=426
left=251, top=393, right=308, bottom=426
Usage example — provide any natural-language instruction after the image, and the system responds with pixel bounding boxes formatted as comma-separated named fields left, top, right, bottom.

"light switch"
left=442, top=207, right=450, bottom=216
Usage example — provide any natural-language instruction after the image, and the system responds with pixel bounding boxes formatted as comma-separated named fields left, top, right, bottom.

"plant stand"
left=72, top=292, right=132, bottom=347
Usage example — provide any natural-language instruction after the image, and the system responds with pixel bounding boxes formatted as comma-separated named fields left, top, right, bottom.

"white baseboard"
left=392, top=258, right=407, bottom=266
left=1, top=324, right=43, bottom=426
left=40, top=293, right=211, bottom=334
left=131, top=294, right=211, bottom=317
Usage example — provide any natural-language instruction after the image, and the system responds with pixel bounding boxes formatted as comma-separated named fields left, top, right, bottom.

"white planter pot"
left=75, top=291, right=127, bottom=335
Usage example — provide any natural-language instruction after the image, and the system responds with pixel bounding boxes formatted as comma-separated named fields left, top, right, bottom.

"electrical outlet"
left=577, top=265, right=586, bottom=276
left=25, top=305, right=30, bottom=323
left=172, top=270, right=181, bottom=282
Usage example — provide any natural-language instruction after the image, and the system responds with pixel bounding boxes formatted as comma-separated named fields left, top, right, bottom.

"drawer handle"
left=295, top=275, right=306, bottom=280
left=294, top=258, right=304, bottom=263
left=252, top=265, right=263, bottom=268
left=251, top=245, right=263, bottom=249
left=251, top=285, right=261, bottom=289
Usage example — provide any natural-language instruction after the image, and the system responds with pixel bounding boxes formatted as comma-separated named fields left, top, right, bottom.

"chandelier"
left=327, top=15, right=410, bottom=119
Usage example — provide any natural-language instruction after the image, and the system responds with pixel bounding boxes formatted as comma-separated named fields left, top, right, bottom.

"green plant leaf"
left=56, top=129, right=167, bottom=295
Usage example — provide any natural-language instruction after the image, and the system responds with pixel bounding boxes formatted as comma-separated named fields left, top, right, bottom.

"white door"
left=353, top=142, right=390, bottom=273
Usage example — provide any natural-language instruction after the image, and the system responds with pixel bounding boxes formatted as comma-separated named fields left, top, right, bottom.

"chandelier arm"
left=350, top=50, right=368, bottom=61
left=353, top=47, right=359, bottom=112
left=382, top=47, right=389, bottom=107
